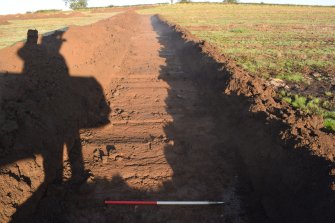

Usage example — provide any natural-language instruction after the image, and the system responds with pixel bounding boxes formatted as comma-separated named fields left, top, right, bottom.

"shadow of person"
left=25, top=14, right=333, bottom=223
left=0, top=29, right=110, bottom=222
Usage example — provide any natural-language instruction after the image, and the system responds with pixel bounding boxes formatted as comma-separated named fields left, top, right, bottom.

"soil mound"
left=0, top=19, right=9, bottom=25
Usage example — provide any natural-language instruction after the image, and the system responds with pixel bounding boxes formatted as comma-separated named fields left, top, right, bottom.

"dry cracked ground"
left=0, top=12, right=334, bottom=223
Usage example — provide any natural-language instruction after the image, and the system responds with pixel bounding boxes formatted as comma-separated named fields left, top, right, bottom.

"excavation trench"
left=150, top=16, right=335, bottom=223
left=0, top=12, right=334, bottom=223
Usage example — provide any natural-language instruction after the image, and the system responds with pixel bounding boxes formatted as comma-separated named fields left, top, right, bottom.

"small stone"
left=113, top=90, right=120, bottom=96
left=116, top=156, right=123, bottom=161
left=312, top=72, right=321, bottom=78
left=109, top=153, right=124, bottom=161
left=168, top=140, right=175, bottom=146
left=102, top=156, right=108, bottom=164
left=93, top=148, right=103, bottom=161
left=269, top=78, right=287, bottom=89
left=115, top=108, right=124, bottom=114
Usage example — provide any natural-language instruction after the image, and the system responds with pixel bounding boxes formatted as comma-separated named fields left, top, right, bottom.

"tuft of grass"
left=229, top=28, right=247, bottom=33
left=306, top=97, right=321, bottom=113
left=279, top=91, right=334, bottom=131
left=324, top=111, right=335, bottom=119
left=276, top=72, right=305, bottom=82
left=322, top=101, right=332, bottom=109
left=283, top=97, right=292, bottom=104
left=291, top=95, right=307, bottom=109
left=324, top=118, right=335, bottom=131
left=325, top=91, right=333, bottom=97
left=34, top=9, right=62, bottom=13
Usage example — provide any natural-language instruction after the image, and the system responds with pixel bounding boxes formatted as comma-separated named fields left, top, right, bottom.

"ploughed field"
left=0, top=6, right=334, bottom=223
left=140, top=3, right=335, bottom=131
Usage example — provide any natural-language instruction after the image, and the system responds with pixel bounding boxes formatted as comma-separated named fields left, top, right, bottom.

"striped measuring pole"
left=104, top=201, right=224, bottom=205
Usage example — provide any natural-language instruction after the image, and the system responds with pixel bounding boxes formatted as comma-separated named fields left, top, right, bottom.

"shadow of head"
left=41, top=30, right=67, bottom=53
left=27, top=29, right=38, bottom=45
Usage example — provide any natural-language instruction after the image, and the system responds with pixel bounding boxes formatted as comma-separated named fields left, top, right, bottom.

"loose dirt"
left=0, top=20, right=9, bottom=25
left=0, top=11, right=334, bottom=223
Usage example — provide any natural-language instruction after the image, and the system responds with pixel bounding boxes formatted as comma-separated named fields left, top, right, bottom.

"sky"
left=0, top=0, right=334, bottom=15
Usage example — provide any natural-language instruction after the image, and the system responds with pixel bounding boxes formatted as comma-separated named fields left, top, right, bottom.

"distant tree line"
left=63, top=0, right=88, bottom=10
left=223, top=0, right=238, bottom=3
left=177, top=0, right=239, bottom=3
left=63, top=0, right=239, bottom=9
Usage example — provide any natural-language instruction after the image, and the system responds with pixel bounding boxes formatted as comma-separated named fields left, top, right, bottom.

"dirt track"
left=0, top=12, right=334, bottom=223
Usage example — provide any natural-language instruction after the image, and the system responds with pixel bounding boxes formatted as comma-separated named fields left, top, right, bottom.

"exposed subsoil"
left=0, top=20, right=9, bottom=25
left=0, top=11, right=334, bottom=223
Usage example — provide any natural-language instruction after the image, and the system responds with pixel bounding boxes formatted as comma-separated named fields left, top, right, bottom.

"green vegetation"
left=276, top=73, right=305, bottom=82
left=324, top=118, right=335, bottom=131
left=0, top=11, right=121, bottom=49
left=223, top=0, right=239, bottom=3
left=139, top=4, right=335, bottom=85
left=64, top=0, right=88, bottom=9
left=140, top=3, right=335, bottom=131
left=34, top=9, right=62, bottom=13
left=280, top=91, right=335, bottom=131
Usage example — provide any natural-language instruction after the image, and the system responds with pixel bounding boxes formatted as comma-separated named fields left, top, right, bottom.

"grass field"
left=0, top=11, right=121, bottom=49
left=139, top=3, right=335, bottom=131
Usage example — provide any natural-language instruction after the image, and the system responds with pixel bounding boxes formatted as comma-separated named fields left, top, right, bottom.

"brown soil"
left=0, top=11, right=334, bottom=223
left=0, top=20, right=9, bottom=25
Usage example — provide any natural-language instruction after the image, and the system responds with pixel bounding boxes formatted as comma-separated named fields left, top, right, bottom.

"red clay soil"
left=0, top=11, right=334, bottom=223
left=0, top=20, right=9, bottom=25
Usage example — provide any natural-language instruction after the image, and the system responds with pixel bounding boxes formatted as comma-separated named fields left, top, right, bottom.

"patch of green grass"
left=279, top=91, right=334, bottom=131
left=325, top=91, right=333, bottom=97
left=276, top=72, right=305, bottom=82
left=34, top=9, right=62, bottom=13
left=282, top=97, right=292, bottom=104
left=229, top=28, right=247, bottom=33
left=322, top=101, right=332, bottom=110
left=324, top=118, right=335, bottom=131
left=291, top=95, right=307, bottom=109
left=324, top=111, right=335, bottom=119
left=306, top=97, right=322, bottom=113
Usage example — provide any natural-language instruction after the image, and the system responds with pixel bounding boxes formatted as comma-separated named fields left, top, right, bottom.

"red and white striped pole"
left=104, top=201, right=224, bottom=205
